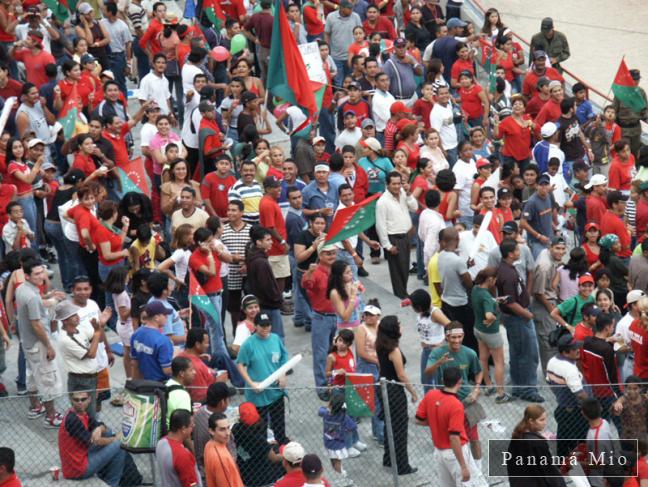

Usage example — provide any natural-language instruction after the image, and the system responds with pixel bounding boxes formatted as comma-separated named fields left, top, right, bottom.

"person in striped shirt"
left=228, top=160, right=263, bottom=224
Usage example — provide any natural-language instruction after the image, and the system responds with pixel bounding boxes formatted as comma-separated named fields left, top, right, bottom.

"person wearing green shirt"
left=550, top=273, right=595, bottom=331
left=165, top=356, right=196, bottom=427
left=236, top=312, right=289, bottom=445
left=424, top=323, right=483, bottom=464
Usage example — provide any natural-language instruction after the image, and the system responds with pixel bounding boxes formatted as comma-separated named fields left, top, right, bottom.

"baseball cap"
left=389, top=101, right=411, bottom=115
left=583, top=304, right=602, bottom=317
left=241, top=91, right=259, bottom=105
left=364, top=304, right=381, bottom=315
left=502, top=221, right=518, bottom=234
left=301, top=454, right=323, bottom=476
left=343, top=110, right=357, bottom=118
left=80, top=53, right=96, bottom=65
left=548, top=80, right=562, bottom=91
left=263, top=175, right=281, bottom=188
left=550, top=236, right=566, bottom=246
left=100, top=70, right=115, bottom=80
left=360, top=137, right=381, bottom=153
left=145, top=301, right=173, bottom=317
left=584, top=223, right=600, bottom=232
left=394, top=37, right=407, bottom=47
left=77, top=2, right=93, bottom=14
left=340, top=0, right=353, bottom=8
left=533, top=50, right=547, bottom=60
left=54, top=301, right=81, bottom=321
left=312, top=136, right=326, bottom=146
left=578, top=274, right=595, bottom=286
left=347, top=81, right=361, bottom=90
left=41, top=162, right=57, bottom=171
left=639, top=180, right=648, bottom=192
left=361, top=118, right=375, bottom=129
left=254, top=313, right=272, bottom=327
left=239, top=402, right=261, bottom=426
left=497, top=187, right=512, bottom=199
left=584, top=174, right=608, bottom=190
left=476, top=158, right=491, bottom=169
left=537, top=173, right=551, bottom=185
left=206, top=382, right=237, bottom=406
left=557, top=334, right=583, bottom=353
left=396, top=118, right=416, bottom=133
left=446, top=17, right=467, bottom=29
left=541, top=17, right=554, bottom=32
left=540, top=122, right=558, bottom=138
left=626, top=290, right=646, bottom=306
left=27, top=138, right=45, bottom=148
left=281, top=442, right=306, bottom=464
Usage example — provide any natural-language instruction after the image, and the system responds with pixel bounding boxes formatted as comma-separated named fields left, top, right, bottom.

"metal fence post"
left=380, top=378, right=400, bottom=487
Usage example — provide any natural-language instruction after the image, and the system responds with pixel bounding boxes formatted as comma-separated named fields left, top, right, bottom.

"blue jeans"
left=420, top=347, right=432, bottom=390
left=356, top=357, right=384, bottom=443
left=290, top=255, right=312, bottom=326
left=446, top=147, right=458, bottom=167
left=333, top=59, right=350, bottom=88
left=17, top=196, right=38, bottom=248
left=318, top=108, right=336, bottom=155
left=336, top=249, right=365, bottom=311
left=98, top=261, right=121, bottom=331
left=563, top=159, right=577, bottom=184
left=44, top=221, right=73, bottom=290
left=502, top=314, right=540, bottom=398
left=311, top=312, right=337, bottom=388
left=458, top=215, right=473, bottom=230
left=529, top=239, right=548, bottom=260
left=209, top=352, right=245, bottom=388
left=82, top=439, right=126, bottom=486
left=261, top=307, right=284, bottom=341
left=133, top=36, right=150, bottom=82
left=109, top=51, right=128, bottom=95
left=307, top=33, right=324, bottom=43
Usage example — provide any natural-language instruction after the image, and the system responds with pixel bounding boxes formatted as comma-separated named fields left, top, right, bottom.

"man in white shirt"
left=138, top=53, right=174, bottom=117
left=181, top=73, right=208, bottom=175
left=457, top=214, right=498, bottom=280
left=334, top=111, right=363, bottom=150
left=376, top=171, right=418, bottom=298
left=140, top=104, right=161, bottom=160
left=429, top=85, right=458, bottom=164
left=616, top=290, right=644, bottom=380
left=452, top=144, right=476, bottom=229
left=418, top=189, right=446, bottom=267
left=371, top=72, right=395, bottom=144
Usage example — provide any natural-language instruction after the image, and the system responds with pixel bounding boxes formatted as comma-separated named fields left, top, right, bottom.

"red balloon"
left=210, top=46, right=231, bottom=62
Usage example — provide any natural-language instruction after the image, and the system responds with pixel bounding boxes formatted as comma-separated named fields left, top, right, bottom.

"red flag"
left=116, top=157, right=151, bottom=196
left=612, top=59, right=647, bottom=112
left=325, top=193, right=381, bottom=245
left=345, top=373, right=375, bottom=417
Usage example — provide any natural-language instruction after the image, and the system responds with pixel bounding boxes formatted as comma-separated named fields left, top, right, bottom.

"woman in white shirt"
left=158, top=223, right=194, bottom=307
left=419, top=128, right=449, bottom=178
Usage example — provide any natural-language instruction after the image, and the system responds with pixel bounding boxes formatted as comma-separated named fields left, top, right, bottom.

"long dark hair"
left=5, top=137, right=24, bottom=163
left=375, top=315, right=401, bottom=354
left=105, top=266, right=129, bottom=294
left=564, top=247, right=588, bottom=281
left=327, top=260, right=350, bottom=301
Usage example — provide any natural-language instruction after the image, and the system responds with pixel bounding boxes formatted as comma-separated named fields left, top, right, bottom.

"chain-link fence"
left=0, top=381, right=640, bottom=486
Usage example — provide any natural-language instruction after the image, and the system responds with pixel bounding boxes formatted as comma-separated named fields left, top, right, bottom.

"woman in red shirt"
left=5, top=137, right=43, bottom=238
left=458, top=71, right=489, bottom=128
left=72, top=134, right=109, bottom=181
left=302, top=0, right=325, bottom=41
left=347, top=26, right=368, bottom=66
left=470, top=158, right=493, bottom=212
left=410, top=158, right=435, bottom=212
left=608, top=139, right=636, bottom=195
left=450, top=42, right=475, bottom=89
left=79, top=55, right=104, bottom=111
left=435, top=169, right=460, bottom=222
left=581, top=223, right=602, bottom=273
left=395, top=122, right=420, bottom=171
left=494, top=36, right=523, bottom=83
left=493, top=95, right=533, bottom=167
left=57, top=60, right=93, bottom=114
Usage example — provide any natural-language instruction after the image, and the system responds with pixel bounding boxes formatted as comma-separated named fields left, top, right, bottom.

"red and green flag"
left=116, top=158, right=151, bottom=197
left=58, top=84, right=83, bottom=139
left=479, top=38, right=497, bottom=93
left=324, top=193, right=381, bottom=246
left=345, top=373, right=375, bottom=417
left=203, top=0, right=225, bottom=30
left=43, top=0, right=75, bottom=21
left=612, top=58, right=647, bottom=113
left=267, top=0, right=320, bottom=118
left=189, top=271, right=220, bottom=325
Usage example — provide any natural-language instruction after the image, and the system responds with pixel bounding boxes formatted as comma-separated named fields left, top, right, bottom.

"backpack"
left=120, top=379, right=184, bottom=453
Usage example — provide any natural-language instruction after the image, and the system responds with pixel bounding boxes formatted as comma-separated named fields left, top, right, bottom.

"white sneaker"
left=353, top=441, right=368, bottom=451
left=347, top=447, right=361, bottom=458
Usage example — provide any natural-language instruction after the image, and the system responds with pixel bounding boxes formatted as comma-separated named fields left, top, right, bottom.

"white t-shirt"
left=417, top=309, right=444, bottom=346
left=233, top=322, right=253, bottom=347
left=170, top=248, right=191, bottom=282
left=335, top=127, right=362, bottom=150
left=452, top=159, right=477, bottom=219
left=16, top=24, right=51, bottom=52
left=430, top=102, right=458, bottom=150
left=140, top=122, right=158, bottom=150
left=549, top=172, right=570, bottom=207
left=181, top=64, right=203, bottom=96
left=458, top=228, right=498, bottom=280
left=182, top=107, right=203, bottom=149
left=616, top=312, right=635, bottom=346
left=138, top=72, right=171, bottom=114
left=75, top=300, right=108, bottom=371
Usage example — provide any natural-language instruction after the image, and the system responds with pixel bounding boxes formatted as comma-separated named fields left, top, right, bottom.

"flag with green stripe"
left=345, top=373, right=375, bottom=417
left=612, top=58, right=647, bottom=112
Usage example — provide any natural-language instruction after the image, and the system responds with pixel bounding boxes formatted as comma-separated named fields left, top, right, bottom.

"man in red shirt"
left=138, top=1, right=166, bottom=60
left=102, top=101, right=149, bottom=169
left=303, top=0, right=325, bottom=40
left=11, top=30, right=55, bottom=89
left=0, top=62, right=22, bottom=100
left=522, top=50, right=564, bottom=98
left=628, top=296, right=648, bottom=379
left=178, top=328, right=218, bottom=403
left=201, top=154, right=236, bottom=218
left=302, top=243, right=338, bottom=398
left=363, top=5, right=396, bottom=39
left=600, top=190, right=632, bottom=257
left=525, top=77, right=550, bottom=119
left=415, top=366, right=482, bottom=485
left=155, top=409, right=201, bottom=486
left=535, top=80, right=564, bottom=127
left=0, top=448, right=22, bottom=487
left=585, top=174, right=608, bottom=225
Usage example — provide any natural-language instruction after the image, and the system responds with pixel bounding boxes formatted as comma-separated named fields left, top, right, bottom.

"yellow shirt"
left=428, top=252, right=442, bottom=308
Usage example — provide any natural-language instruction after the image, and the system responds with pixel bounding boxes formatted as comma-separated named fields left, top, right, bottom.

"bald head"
left=440, top=227, right=459, bottom=250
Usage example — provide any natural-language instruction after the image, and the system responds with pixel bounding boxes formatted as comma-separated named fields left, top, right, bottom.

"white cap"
left=364, top=305, right=382, bottom=315
left=101, top=70, right=115, bottom=80
left=360, top=137, right=381, bottom=153
left=627, top=289, right=646, bottom=305
left=312, top=136, right=326, bottom=146
left=281, top=442, right=305, bottom=463
left=584, top=174, right=608, bottom=190
left=540, top=122, right=557, bottom=138
left=27, top=138, right=46, bottom=148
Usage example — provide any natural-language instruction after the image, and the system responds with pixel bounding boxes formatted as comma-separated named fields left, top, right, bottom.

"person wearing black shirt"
left=558, top=97, right=593, bottom=183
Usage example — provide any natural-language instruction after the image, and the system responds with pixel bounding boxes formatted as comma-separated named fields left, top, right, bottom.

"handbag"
left=165, top=59, right=180, bottom=78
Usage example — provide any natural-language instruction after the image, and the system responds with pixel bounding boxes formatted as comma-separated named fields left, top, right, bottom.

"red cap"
left=395, top=118, right=415, bottom=132
left=239, top=402, right=260, bottom=426
left=578, top=274, right=595, bottom=285
left=584, top=223, right=599, bottom=232
left=390, top=101, right=411, bottom=115
left=476, top=158, right=491, bottom=169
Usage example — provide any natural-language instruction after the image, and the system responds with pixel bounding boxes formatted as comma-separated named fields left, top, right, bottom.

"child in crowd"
left=318, top=392, right=357, bottom=486
left=582, top=397, right=615, bottom=487
left=611, top=375, right=648, bottom=451
left=231, top=294, right=260, bottom=356
left=547, top=157, right=572, bottom=208
left=105, top=266, right=133, bottom=382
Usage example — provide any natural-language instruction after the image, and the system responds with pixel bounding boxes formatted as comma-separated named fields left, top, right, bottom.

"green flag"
left=612, top=58, right=647, bottom=112
left=324, top=194, right=381, bottom=246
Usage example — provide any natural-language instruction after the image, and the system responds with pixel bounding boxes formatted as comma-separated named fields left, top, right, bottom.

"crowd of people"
left=0, top=0, right=646, bottom=485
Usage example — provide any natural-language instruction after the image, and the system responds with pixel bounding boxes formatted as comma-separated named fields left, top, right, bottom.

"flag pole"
left=188, top=295, right=192, bottom=327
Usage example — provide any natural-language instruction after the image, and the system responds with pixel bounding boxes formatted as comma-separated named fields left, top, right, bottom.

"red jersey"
left=628, top=319, right=648, bottom=379
left=302, top=2, right=324, bottom=36
left=450, top=58, right=475, bottom=82
left=177, top=351, right=215, bottom=403
left=189, top=248, right=223, bottom=294
left=72, top=152, right=97, bottom=177
left=481, top=208, right=503, bottom=244
left=302, top=264, right=334, bottom=313
left=0, top=473, right=21, bottom=486
left=600, top=210, right=632, bottom=258
left=13, top=49, right=55, bottom=88
left=410, top=175, right=431, bottom=212
left=636, top=198, right=648, bottom=237
left=458, top=83, right=484, bottom=119
left=0, top=79, right=23, bottom=100
left=581, top=243, right=600, bottom=268
left=573, top=322, right=593, bottom=342
left=102, top=125, right=132, bottom=169
left=415, top=389, right=468, bottom=449
left=535, top=98, right=562, bottom=127
left=362, top=16, right=397, bottom=40
left=6, top=161, right=33, bottom=196
left=220, top=0, right=246, bottom=21
left=275, top=471, right=332, bottom=487
left=498, top=115, right=533, bottom=161
left=608, top=155, right=636, bottom=191
left=351, top=163, right=369, bottom=203
left=525, top=94, right=549, bottom=120
left=92, top=224, right=124, bottom=265
left=338, top=100, right=371, bottom=127
left=58, top=410, right=93, bottom=479
left=68, top=205, right=100, bottom=250
left=412, top=98, right=433, bottom=130
left=522, top=68, right=564, bottom=97
left=58, top=79, right=92, bottom=110
left=330, top=349, right=356, bottom=386
left=259, top=195, right=287, bottom=257
left=0, top=183, right=17, bottom=230
left=201, top=172, right=237, bottom=218
left=138, top=19, right=164, bottom=54
left=586, top=194, right=607, bottom=226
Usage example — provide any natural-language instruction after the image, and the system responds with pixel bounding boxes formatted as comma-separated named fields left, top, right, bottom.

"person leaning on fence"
left=0, top=447, right=22, bottom=487
left=58, top=387, right=141, bottom=487
left=546, top=333, right=591, bottom=457
left=376, top=315, right=418, bottom=475
left=203, top=412, right=244, bottom=487
left=415, top=366, right=485, bottom=487
left=156, top=409, right=202, bottom=487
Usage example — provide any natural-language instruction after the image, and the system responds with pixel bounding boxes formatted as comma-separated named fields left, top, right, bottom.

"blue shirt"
left=522, top=192, right=554, bottom=243
left=280, top=178, right=306, bottom=213
left=302, top=181, right=339, bottom=221
left=130, top=326, right=174, bottom=381
left=575, top=100, right=595, bottom=126
left=432, top=36, right=460, bottom=83
left=285, top=208, right=308, bottom=249
left=236, top=333, right=288, bottom=407
left=148, top=297, right=185, bottom=343
left=318, top=407, right=357, bottom=451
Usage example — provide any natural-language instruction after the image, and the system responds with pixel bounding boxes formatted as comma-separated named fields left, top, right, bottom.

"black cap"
left=199, top=86, right=216, bottom=100
left=254, top=313, right=272, bottom=327
left=557, top=334, right=582, bottom=353
left=550, top=236, right=566, bottom=246
left=536, top=77, right=550, bottom=89
left=263, top=175, right=281, bottom=188
left=541, top=17, right=554, bottom=32
left=497, top=187, right=512, bottom=199
left=538, top=173, right=551, bottom=185
left=206, top=382, right=237, bottom=406
left=241, top=91, right=259, bottom=105
left=502, top=221, right=518, bottom=234
left=301, top=454, right=323, bottom=476
left=347, top=81, right=361, bottom=90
